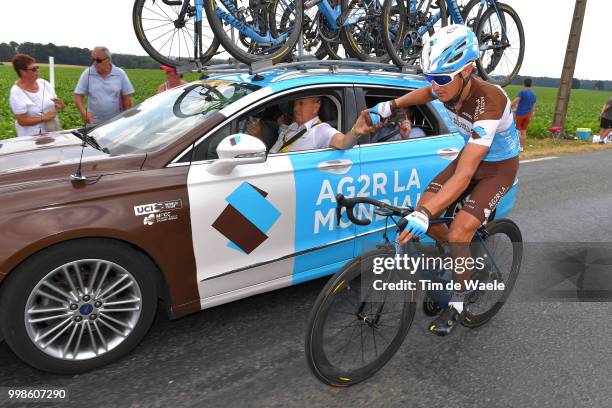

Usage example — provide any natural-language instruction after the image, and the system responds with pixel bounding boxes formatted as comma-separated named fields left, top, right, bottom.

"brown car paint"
left=0, top=112, right=226, bottom=319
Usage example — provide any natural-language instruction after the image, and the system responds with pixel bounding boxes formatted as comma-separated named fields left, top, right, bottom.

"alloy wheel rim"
left=24, top=259, right=142, bottom=361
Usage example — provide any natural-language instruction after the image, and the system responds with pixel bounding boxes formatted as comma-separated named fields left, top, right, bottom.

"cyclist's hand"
left=398, top=210, right=429, bottom=243
left=368, top=101, right=393, bottom=126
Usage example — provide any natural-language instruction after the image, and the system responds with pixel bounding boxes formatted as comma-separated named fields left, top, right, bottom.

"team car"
left=0, top=63, right=518, bottom=373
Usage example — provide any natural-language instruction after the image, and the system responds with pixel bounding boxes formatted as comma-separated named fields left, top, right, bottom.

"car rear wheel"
left=0, top=239, right=158, bottom=374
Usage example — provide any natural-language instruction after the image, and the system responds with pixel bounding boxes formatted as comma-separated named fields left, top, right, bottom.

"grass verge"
left=520, top=138, right=612, bottom=159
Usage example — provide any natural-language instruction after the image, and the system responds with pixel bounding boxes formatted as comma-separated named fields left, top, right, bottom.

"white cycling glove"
left=369, top=101, right=394, bottom=126
left=402, top=210, right=429, bottom=238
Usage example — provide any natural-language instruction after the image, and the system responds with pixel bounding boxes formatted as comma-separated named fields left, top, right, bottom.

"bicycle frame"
left=185, top=0, right=288, bottom=47
left=412, top=0, right=465, bottom=36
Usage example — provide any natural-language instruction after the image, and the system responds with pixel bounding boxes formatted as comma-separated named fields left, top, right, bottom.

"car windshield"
left=89, top=80, right=256, bottom=155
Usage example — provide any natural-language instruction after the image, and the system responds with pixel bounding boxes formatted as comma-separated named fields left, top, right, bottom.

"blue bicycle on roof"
left=133, top=0, right=303, bottom=65
left=382, top=0, right=524, bottom=86
left=132, top=0, right=388, bottom=64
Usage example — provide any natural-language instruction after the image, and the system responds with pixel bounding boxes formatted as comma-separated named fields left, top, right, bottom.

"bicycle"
left=305, top=192, right=522, bottom=386
left=204, top=0, right=303, bottom=64
left=133, top=0, right=221, bottom=67
left=268, top=0, right=387, bottom=62
left=382, top=0, right=524, bottom=87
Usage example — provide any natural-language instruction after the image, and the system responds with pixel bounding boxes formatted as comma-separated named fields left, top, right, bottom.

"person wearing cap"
left=74, top=46, right=134, bottom=125
left=157, top=66, right=187, bottom=94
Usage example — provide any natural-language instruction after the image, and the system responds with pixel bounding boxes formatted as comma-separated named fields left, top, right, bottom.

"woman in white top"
left=9, top=54, right=65, bottom=137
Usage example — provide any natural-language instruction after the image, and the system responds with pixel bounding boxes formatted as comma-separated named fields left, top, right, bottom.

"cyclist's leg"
left=448, top=156, right=519, bottom=288
left=429, top=157, right=518, bottom=335
left=410, top=156, right=461, bottom=243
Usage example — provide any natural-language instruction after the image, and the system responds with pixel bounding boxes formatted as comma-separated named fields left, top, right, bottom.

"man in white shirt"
left=269, top=96, right=371, bottom=153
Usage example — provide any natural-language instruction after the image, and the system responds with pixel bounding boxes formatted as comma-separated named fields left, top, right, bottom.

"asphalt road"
left=2, top=150, right=612, bottom=408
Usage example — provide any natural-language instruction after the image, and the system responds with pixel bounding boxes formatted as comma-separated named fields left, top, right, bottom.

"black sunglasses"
left=92, top=57, right=108, bottom=64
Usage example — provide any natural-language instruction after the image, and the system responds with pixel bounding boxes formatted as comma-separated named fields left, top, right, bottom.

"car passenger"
left=371, top=107, right=426, bottom=143
left=268, top=96, right=372, bottom=153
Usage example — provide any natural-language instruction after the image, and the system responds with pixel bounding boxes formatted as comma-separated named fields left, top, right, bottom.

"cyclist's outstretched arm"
left=393, top=86, right=436, bottom=109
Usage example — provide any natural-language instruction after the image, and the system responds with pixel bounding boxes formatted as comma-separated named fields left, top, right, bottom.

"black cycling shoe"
left=428, top=305, right=465, bottom=336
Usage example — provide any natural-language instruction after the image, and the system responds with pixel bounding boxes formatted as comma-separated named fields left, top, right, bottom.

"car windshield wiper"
left=71, top=130, right=110, bottom=154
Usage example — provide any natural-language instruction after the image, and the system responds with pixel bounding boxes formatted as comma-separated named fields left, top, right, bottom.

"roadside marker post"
left=49, top=56, right=55, bottom=88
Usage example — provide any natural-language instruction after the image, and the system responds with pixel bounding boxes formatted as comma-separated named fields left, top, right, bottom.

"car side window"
left=234, top=93, right=342, bottom=154
left=192, top=123, right=232, bottom=162
left=361, top=89, right=437, bottom=144
left=185, top=88, right=346, bottom=163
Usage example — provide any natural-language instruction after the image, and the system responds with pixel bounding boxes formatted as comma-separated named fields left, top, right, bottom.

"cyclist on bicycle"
left=367, top=24, right=520, bottom=336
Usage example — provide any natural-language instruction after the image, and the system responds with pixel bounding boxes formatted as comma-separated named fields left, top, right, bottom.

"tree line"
left=0, top=41, right=227, bottom=69
left=505, top=75, right=610, bottom=91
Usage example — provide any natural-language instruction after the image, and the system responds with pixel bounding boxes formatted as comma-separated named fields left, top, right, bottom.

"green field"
left=0, top=64, right=201, bottom=139
left=0, top=64, right=609, bottom=140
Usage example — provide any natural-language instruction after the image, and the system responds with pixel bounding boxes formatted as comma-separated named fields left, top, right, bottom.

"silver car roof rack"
left=176, top=58, right=421, bottom=77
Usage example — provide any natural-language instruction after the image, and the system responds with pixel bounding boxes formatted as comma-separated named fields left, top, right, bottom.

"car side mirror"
left=207, top=134, right=267, bottom=175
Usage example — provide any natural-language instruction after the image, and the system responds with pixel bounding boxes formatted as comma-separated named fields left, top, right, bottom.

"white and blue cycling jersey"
left=435, top=76, right=520, bottom=162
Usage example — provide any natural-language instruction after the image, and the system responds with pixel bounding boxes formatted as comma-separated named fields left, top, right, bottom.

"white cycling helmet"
left=421, top=24, right=479, bottom=75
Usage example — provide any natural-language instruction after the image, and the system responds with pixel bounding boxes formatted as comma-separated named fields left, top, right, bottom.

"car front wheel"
left=0, top=239, right=158, bottom=374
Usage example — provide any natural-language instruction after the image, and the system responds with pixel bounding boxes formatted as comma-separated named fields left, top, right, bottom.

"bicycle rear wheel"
left=205, top=0, right=302, bottom=64
left=339, top=0, right=390, bottom=62
left=133, top=0, right=220, bottom=67
left=305, top=248, right=416, bottom=387
left=273, top=1, right=337, bottom=60
left=460, top=0, right=484, bottom=29
left=463, top=219, right=523, bottom=328
left=382, top=0, right=448, bottom=68
left=474, top=3, right=524, bottom=87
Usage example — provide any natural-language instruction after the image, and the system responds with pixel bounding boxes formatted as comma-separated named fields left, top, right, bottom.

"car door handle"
left=437, top=148, right=460, bottom=159
left=317, top=159, right=353, bottom=174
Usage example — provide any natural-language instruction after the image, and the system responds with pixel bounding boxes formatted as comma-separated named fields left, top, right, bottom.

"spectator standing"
left=9, top=54, right=65, bottom=137
left=156, top=66, right=187, bottom=94
left=598, top=96, right=612, bottom=144
left=511, top=78, right=537, bottom=149
left=73, top=47, right=135, bottom=125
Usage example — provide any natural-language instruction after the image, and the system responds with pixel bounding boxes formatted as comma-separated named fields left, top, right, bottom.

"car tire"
left=0, top=238, right=158, bottom=374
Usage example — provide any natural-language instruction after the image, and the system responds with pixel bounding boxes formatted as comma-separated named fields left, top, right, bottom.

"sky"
left=0, top=0, right=609, bottom=80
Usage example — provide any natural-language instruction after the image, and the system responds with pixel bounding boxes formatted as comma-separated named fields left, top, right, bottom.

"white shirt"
left=9, top=79, right=58, bottom=137
left=269, top=116, right=339, bottom=153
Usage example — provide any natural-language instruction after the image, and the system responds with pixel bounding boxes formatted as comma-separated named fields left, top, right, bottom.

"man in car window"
left=269, top=96, right=372, bottom=153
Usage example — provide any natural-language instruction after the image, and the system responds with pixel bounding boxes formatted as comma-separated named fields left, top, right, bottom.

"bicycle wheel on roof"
left=133, top=0, right=220, bottom=67
left=204, top=0, right=303, bottom=64
left=382, top=0, right=448, bottom=68
left=474, top=3, right=524, bottom=87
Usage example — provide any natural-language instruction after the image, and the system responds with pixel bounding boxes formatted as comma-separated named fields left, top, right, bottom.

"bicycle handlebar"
left=335, top=194, right=413, bottom=228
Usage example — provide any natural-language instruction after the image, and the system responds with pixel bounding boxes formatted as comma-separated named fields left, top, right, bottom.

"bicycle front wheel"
left=205, top=0, right=303, bottom=64
left=474, top=3, right=525, bottom=87
left=305, top=248, right=416, bottom=387
left=463, top=219, right=523, bottom=328
left=133, top=0, right=220, bottom=66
